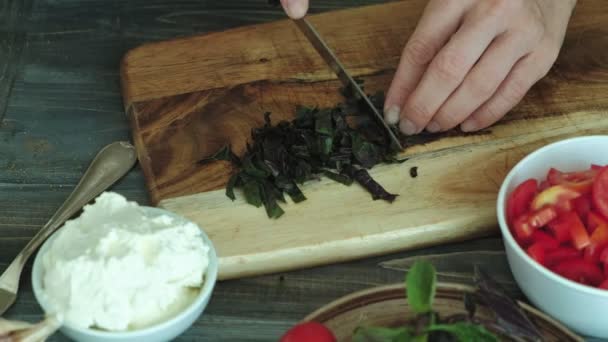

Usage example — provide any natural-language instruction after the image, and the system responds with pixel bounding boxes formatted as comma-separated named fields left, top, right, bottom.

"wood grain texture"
left=121, top=0, right=608, bottom=280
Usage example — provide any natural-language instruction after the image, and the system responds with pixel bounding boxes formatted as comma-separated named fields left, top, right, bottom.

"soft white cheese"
left=39, top=191, right=210, bottom=331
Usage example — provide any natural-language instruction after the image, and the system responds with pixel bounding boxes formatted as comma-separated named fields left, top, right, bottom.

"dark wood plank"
left=0, top=0, right=33, bottom=121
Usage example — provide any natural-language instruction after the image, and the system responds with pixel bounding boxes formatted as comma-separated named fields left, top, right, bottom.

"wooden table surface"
left=0, top=1, right=601, bottom=341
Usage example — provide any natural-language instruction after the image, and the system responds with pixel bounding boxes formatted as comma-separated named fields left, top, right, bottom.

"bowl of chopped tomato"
left=497, top=135, right=608, bottom=338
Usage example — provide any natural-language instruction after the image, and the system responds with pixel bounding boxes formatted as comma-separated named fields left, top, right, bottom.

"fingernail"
left=384, top=106, right=400, bottom=124
left=426, top=121, right=440, bottom=133
left=399, top=119, right=418, bottom=135
left=284, top=0, right=308, bottom=19
left=461, top=119, right=478, bottom=132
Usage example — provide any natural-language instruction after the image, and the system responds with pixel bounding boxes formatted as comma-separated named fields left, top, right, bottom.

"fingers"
left=397, top=8, right=507, bottom=135
left=460, top=41, right=558, bottom=132
left=428, top=29, right=540, bottom=132
left=280, top=0, right=309, bottom=19
left=383, top=0, right=473, bottom=124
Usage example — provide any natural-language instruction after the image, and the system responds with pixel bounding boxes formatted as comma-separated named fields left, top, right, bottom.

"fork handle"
left=0, top=141, right=137, bottom=293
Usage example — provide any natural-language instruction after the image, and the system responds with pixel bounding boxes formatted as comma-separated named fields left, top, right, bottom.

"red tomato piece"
left=507, top=179, right=538, bottom=225
left=528, top=206, right=558, bottom=229
left=552, top=259, right=604, bottom=286
left=531, top=185, right=581, bottom=212
left=547, top=219, right=571, bottom=243
left=279, top=322, right=336, bottom=342
left=592, top=164, right=606, bottom=171
left=539, top=180, right=551, bottom=191
left=592, top=167, right=608, bottom=221
left=588, top=211, right=608, bottom=232
left=527, top=243, right=546, bottom=265
left=568, top=212, right=592, bottom=250
left=545, top=247, right=580, bottom=267
left=573, top=195, right=592, bottom=225
left=513, top=207, right=558, bottom=242
left=583, top=225, right=608, bottom=263
left=599, top=279, right=608, bottom=290
left=583, top=226, right=608, bottom=262
left=600, top=246, right=608, bottom=264
left=547, top=168, right=597, bottom=193
left=531, top=230, right=559, bottom=250
left=513, top=214, right=535, bottom=241
left=584, top=243, right=606, bottom=263
left=591, top=225, right=608, bottom=244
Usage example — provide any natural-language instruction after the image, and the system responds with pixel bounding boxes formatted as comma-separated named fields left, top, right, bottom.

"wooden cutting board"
left=120, top=0, right=608, bottom=280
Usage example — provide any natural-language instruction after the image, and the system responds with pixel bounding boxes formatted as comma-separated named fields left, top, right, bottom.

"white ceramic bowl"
left=497, top=135, right=608, bottom=338
left=31, top=207, right=219, bottom=342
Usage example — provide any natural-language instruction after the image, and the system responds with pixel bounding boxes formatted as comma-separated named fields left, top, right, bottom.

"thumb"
left=280, top=0, right=309, bottom=19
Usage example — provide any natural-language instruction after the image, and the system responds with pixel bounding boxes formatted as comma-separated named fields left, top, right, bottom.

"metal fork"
left=0, top=141, right=138, bottom=315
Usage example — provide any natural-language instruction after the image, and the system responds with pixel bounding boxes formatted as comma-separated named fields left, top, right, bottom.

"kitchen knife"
left=294, top=18, right=403, bottom=150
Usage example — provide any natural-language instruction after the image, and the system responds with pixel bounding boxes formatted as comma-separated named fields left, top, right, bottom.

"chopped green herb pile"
left=353, top=262, right=543, bottom=342
left=199, top=87, right=407, bottom=219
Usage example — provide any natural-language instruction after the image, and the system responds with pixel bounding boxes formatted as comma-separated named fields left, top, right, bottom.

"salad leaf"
left=406, top=261, right=436, bottom=314
left=474, top=266, right=542, bottom=341
left=353, top=326, right=412, bottom=342
left=427, top=323, right=498, bottom=342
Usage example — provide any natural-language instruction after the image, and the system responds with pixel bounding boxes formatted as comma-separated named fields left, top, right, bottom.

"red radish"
left=279, top=322, right=336, bottom=342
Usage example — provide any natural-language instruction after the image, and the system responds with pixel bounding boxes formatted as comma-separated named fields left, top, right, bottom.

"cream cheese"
left=39, top=192, right=210, bottom=331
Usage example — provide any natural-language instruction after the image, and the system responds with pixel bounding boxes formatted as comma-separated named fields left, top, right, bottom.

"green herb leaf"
left=263, top=196, right=284, bottom=219
left=242, top=180, right=263, bottom=208
left=346, top=165, right=397, bottom=202
left=198, top=145, right=239, bottom=165
left=275, top=177, right=306, bottom=203
left=317, top=135, right=334, bottom=157
left=323, top=170, right=353, bottom=185
left=427, top=323, right=498, bottom=342
left=352, top=326, right=412, bottom=342
left=314, top=109, right=334, bottom=136
left=351, top=132, right=382, bottom=168
left=474, top=266, right=542, bottom=341
left=225, top=173, right=240, bottom=200
left=406, top=261, right=436, bottom=314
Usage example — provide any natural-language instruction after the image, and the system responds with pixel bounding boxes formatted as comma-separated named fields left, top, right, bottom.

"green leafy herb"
left=350, top=262, right=546, bottom=342
left=225, top=173, right=240, bottom=200
left=353, top=327, right=412, bottom=342
left=198, top=85, right=404, bottom=218
left=474, top=266, right=543, bottom=341
left=242, top=180, right=263, bottom=208
left=406, top=261, right=436, bottom=314
left=198, top=145, right=239, bottom=165
left=427, top=323, right=498, bottom=342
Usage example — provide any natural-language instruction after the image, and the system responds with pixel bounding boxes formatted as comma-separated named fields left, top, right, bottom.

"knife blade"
left=294, top=18, right=403, bottom=150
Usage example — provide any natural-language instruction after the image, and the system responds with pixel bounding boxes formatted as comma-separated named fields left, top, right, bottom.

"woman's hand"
left=384, top=0, right=577, bottom=134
